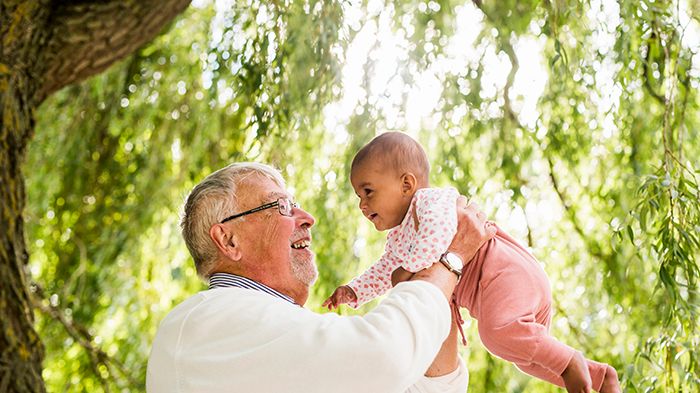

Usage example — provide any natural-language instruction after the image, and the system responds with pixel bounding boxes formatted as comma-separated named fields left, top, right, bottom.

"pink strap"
left=451, top=295, right=468, bottom=346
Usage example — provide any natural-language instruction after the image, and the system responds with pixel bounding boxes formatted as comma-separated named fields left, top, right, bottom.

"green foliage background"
left=26, top=0, right=699, bottom=391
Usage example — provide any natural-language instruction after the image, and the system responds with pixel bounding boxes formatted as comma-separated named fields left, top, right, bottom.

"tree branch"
left=500, top=36, right=519, bottom=125
left=37, top=0, right=191, bottom=102
left=545, top=156, right=605, bottom=257
left=642, top=34, right=666, bottom=106
left=29, top=282, right=140, bottom=389
left=472, top=0, right=615, bottom=271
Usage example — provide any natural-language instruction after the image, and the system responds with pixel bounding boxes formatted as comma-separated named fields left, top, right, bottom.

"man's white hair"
left=180, top=162, right=286, bottom=279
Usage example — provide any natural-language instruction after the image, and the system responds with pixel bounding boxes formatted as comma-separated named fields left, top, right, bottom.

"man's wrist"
left=411, top=263, right=458, bottom=300
left=439, top=252, right=463, bottom=277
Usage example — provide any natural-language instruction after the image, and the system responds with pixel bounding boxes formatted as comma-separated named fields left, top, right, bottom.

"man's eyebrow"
left=266, top=191, right=290, bottom=201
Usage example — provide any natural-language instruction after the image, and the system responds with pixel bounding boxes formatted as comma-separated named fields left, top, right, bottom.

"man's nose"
left=295, top=206, right=315, bottom=228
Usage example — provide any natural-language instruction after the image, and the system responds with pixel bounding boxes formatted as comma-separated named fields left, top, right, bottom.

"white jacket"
left=147, top=281, right=468, bottom=393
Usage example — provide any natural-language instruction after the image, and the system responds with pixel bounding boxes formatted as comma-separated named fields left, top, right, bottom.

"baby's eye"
left=364, top=188, right=373, bottom=196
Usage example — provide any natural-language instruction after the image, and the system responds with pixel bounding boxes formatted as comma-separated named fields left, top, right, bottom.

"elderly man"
left=147, top=162, right=496, bottom=393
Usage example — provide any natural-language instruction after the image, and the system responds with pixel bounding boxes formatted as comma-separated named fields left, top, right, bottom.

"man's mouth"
left=291, top=239, right=310, bottom=249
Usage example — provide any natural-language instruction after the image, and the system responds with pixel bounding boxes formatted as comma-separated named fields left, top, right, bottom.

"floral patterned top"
left=347, top=187, right=459, bottom=307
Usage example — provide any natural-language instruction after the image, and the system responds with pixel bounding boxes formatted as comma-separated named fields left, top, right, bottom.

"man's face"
left=234, top=175, right=317, bottom=301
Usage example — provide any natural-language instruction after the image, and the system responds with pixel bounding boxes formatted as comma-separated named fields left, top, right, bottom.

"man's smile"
left=291, top=239, right=310, bottom=249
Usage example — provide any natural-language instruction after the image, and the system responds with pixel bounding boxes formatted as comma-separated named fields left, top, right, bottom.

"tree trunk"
left=0, top=75, right=45, bottom=393
left=2, top=2, right=52, bottom=391
left=0, top=0, right=190, bottom=390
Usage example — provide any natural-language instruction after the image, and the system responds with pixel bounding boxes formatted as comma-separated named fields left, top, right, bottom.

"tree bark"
left=2, top=2, right=52, bottom=391
left=0, top=75, right=46, bottom=393
left=39, top=0, right=191, bottom=102
left=1, top=0, right=190, bottom=391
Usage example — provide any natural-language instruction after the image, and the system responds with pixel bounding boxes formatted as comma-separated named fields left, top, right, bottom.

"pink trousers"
left=451, top=228, right=609, bottom=391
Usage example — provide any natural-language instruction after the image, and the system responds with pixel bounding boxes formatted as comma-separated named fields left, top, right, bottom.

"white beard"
left=291, top=250, right=318, bottom=286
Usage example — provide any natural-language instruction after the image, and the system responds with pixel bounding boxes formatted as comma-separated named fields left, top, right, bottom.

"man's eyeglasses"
left=220, top=198, right=298, bottom=223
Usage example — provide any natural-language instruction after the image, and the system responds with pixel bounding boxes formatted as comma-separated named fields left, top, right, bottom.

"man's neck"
left=209, top=272, right=300, bottom=304
left=287, top=287, right=309, bottom=307
left=211, top=267, right=308, bottom=306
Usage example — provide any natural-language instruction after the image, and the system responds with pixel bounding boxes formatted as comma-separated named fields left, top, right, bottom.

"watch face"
left=444, top=252, right=464, bottom=272
left=444, top=252, right=463, bottom=271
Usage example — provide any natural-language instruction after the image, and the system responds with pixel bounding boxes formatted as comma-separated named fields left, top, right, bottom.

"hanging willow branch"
left=29, top=282, right=139, bottom=391
left=473, top=0, right=612, bottom=267
left=621, top=2, right=700, bottom=391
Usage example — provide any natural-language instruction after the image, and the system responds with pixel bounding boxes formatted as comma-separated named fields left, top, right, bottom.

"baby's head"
left=350, top=132, right=430, bottom=231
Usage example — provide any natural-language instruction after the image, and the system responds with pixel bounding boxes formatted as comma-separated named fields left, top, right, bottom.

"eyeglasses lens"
left=278, top=198, right=291, bottom=216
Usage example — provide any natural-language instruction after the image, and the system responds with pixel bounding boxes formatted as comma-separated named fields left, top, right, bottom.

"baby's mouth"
left=369, top=213, right=378, bottom=221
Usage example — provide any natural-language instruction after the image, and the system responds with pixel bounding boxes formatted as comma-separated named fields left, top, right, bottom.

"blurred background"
left=27, top=0, right=699, bottom=391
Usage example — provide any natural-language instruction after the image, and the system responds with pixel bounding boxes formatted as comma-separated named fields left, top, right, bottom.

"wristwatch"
left=439, top=252, right=463, bottom=277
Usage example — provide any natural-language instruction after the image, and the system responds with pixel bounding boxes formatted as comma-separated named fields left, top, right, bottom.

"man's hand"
left=410, top=196, right=496, bottom=300
left=322, top=285, right=357, bottom=310
left=391, top=267, right=414, bottom=287
left=446, top=197, right=497, bottom=263
left=561, top=352, right=593, bottom=393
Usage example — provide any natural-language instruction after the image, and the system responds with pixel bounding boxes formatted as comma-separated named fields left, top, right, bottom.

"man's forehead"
left=238, top=175, right=290, bottom=201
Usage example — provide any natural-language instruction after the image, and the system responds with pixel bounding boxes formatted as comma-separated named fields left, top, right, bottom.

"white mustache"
left=292, top=229, right=311, bottom=242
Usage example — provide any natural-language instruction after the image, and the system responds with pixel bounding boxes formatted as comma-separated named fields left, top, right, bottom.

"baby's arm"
left=322, top=285, right=357, bottom=310
left=402, top=188, right=459, bottom=273
left=342, top=252, right=399, bottom=308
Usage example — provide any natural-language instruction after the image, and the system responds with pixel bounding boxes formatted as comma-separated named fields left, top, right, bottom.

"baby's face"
left=350, top=161, right=412, bottom=231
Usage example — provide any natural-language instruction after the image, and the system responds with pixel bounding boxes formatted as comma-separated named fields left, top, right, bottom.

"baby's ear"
left=401, top=172, right=417, bottom=195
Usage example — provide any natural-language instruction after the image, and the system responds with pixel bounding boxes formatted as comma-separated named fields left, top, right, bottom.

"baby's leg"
left=477, top=311, right=576, bottom=388
left=476, top=261, right=610, bottom=391
left=513, top=361, right=566, bottom=387
left=474, top=241, right=576, bottom=387
left=586, top=358, right=610, bottom=392
left=471, top=232, right=615, bottom=391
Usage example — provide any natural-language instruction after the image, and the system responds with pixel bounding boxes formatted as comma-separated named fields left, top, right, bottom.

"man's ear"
left=401, top=172, right=417, bottom=196
left=209, top=224, right=242, bottom=261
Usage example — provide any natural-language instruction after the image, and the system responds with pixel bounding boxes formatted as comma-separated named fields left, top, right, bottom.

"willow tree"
left=0, top=1, right=190, bottom=391
left=24, top=1, right=343, bottom=391
left=339, top=0, right=700, bottom=391
left=18, top=0, right=700, bottom=392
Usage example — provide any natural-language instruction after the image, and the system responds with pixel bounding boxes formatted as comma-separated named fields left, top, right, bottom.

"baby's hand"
left=322, top=285, right=357, bottom=310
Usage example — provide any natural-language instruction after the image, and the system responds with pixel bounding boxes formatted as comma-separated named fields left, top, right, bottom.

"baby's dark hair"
left=351, top=132, right=430, bottom=187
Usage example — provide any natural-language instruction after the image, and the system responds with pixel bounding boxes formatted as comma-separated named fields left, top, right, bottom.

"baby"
left=323, top=132, right=620, bottom=392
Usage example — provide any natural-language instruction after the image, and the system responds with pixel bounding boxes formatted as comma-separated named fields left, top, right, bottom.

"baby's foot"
left=561, top=352, right=592, bottom=392
left=599, top=365, right=621, bottom=393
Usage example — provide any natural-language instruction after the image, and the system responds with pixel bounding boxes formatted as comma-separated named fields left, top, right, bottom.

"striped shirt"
left=208, top=272, right=295, bottom=304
